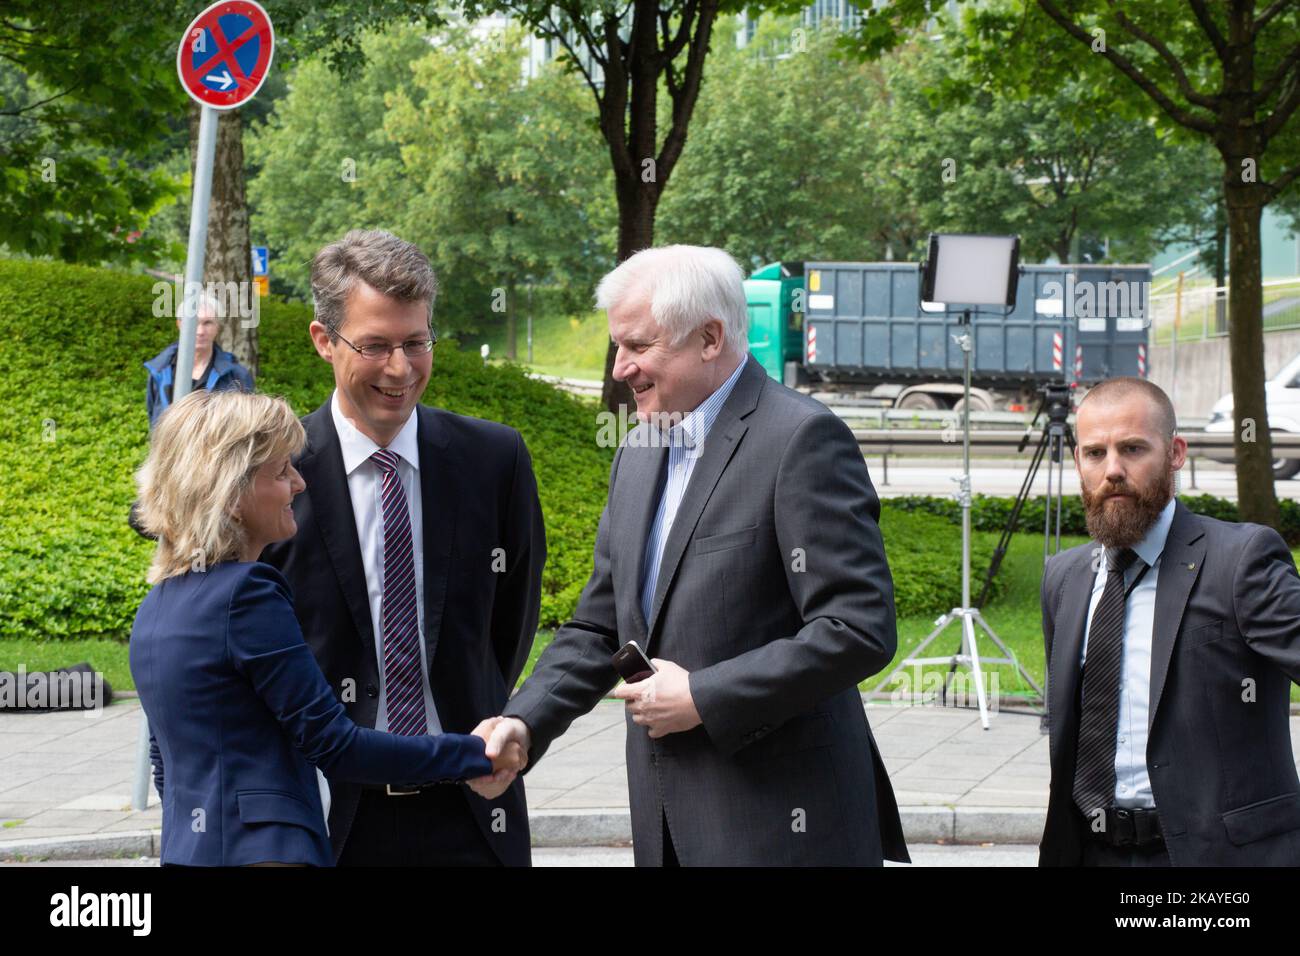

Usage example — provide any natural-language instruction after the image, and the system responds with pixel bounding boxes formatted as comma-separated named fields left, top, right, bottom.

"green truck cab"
left=743, top=262, right=806, bottom=383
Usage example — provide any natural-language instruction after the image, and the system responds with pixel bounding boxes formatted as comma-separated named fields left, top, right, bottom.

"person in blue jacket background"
left=129, top=388, right=525, bottom=866
left=144, top=294, right=255, bottom=428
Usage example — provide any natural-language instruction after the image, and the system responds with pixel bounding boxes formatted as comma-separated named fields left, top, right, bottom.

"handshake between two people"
left=465, top=716, right=532, bottom=800
left=460, top=660, right=702, bottom=800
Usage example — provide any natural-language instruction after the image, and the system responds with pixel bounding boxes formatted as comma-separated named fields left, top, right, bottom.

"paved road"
left=6, top=699, right=1297, bottom=859
left=864, top=458, right=1297, bottom=501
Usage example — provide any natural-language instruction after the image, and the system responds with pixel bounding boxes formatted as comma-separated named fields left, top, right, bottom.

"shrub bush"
left=0, top=259, right=612, bottom=638
left=879, top=505, right=1005, bottom=618
left=887, top=491, right=1300, bottom=546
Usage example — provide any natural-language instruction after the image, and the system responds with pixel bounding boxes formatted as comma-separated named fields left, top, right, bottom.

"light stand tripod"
left=974, top=384, right=1076, bottom=610
left=873, top=309, right=1042, bottom=729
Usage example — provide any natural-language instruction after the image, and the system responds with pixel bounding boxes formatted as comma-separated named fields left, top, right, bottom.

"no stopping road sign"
left=176, top=0, right=275, bottom=110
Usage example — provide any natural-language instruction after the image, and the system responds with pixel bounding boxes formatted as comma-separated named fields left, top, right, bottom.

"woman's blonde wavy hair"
left=135, top=389, right=305, bottom=584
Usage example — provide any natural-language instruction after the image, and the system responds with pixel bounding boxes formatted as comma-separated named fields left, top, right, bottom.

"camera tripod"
left=974, top=383, right=1077, bottom=610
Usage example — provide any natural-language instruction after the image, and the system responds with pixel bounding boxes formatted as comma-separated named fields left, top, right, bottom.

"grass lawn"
left=479, top=308, right=608, bottom=382
left=0, top=638, right=135, bottom=695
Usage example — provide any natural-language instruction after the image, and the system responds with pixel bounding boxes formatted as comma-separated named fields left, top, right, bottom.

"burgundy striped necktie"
left=371, top=449, right=427, bottom=736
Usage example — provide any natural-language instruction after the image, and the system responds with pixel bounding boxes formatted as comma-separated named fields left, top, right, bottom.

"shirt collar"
left=669, top=354, right=748, bottom=451
left=1130, top=496, right=1176, bottom=569
left=330, top=390, right=421, bottom=476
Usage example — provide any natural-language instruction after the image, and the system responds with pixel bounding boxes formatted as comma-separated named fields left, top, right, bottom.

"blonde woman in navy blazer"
left=130, top=389, right=521, bottom=866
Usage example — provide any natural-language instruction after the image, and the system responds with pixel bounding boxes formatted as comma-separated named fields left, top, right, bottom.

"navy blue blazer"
left=129, top=561, right=493, bottom=866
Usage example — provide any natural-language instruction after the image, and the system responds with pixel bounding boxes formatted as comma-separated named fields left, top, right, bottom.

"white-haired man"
left=144, top=293, right=254, bottom=428
left=486, top=245, right=909, bottom=866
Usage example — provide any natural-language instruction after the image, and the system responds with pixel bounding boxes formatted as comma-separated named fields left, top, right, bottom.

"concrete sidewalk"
left=3, top=698, right=1298, bottom=861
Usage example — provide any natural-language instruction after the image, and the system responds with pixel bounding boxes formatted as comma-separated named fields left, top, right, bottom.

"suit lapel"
left=1048, top=544, right=1098, bottom=752
left=614, top=432, right=669, bottom=642
left=416, top=406, right=455, bottom=665
left=299, top=405, right=376, bottom=659
left=645, top=356, right=764, bottom=645
left=1148, top=500, right=1206, bottom=727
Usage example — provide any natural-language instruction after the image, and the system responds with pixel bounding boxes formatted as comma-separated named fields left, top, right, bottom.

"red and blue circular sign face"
left=176, top=0, right=275, bottom=110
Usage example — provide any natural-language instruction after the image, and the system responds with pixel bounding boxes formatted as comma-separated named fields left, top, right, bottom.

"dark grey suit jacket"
left=505, top=354, right=909, bottom=865
left=1039, top=499, right=1300, bottom=865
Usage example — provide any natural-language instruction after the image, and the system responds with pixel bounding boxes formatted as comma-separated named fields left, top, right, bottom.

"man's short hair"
left=310, top=229, right=437, bottom=339
left=1078, top=377, right=1178, bottom=444
left=595, top=245, right=749, bottom=351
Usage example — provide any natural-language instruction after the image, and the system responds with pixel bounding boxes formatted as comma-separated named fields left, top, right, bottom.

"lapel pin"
left=1187, top=562, right=1196, bottom=570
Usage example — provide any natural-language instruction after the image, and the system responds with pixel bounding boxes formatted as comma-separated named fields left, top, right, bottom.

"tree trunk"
left=1054, top=235, right=1071, bottom=266
left=1223, top=187, right=1278, bottom=527
left=599, top=174, right=658, bottom=414
left=189, top=104, right=257, bottom=375
left=1217, top=0, right=1279, bottom=529
left=592, top=0, right=718, bottom=416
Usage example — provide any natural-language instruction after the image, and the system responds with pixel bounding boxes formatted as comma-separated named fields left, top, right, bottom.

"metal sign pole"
left=131, top=102, right=220, bottom=813
left=173, top=104, right=219, bottom=404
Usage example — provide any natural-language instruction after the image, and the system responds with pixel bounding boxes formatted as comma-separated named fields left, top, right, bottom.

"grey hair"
left=310, top=229, right=438, bottom=339
left=595, top=245, right=749, bottom=351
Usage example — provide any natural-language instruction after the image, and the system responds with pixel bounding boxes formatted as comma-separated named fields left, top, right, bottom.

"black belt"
left=1084, top=806, right=1164, bottom=847
left=362, top=782, right=458, bottom=796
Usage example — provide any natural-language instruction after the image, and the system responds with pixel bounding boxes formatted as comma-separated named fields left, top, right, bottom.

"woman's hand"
left=467, top=716, right=527, bottom=799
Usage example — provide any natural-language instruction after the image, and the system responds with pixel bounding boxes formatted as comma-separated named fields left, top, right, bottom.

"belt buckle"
left=386, top=784, right=420, bottom=796
left=1111, top=807, right=1135, bottom=846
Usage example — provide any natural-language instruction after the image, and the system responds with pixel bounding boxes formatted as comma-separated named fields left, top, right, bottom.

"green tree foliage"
left=245, top=26, right=430, bottom=299
left=659, top=14, right=1210, bottom=271
left=456, top=0, right=763, bottom=412
left=861, top=35, right=1208, bottom=265
left=383, top=24, right=615, bottom=347
left=656, top=22, right=883, bottom=267
left=246, top=23, right=612, bottom=338
left=0, top=1, right=188, bottom=264
left=847, top=0, right=1300, bottom=528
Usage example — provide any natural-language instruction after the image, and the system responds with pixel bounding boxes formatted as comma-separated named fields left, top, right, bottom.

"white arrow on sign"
left=206, top=69, right=233, bottom=90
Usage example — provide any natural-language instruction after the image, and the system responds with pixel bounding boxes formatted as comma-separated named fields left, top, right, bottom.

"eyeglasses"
left=330, top=327, right=438, bottom=361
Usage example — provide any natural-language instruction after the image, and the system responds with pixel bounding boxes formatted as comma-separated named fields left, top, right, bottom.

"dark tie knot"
left=371, top=449, right=400, bottom=474
left=1107, top=546, right=1140, bottom=575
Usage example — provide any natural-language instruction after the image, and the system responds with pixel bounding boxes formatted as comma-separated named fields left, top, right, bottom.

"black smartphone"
left=612, top=641, right=657, bottom=683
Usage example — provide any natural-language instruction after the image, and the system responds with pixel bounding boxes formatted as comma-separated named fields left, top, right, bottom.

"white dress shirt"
left=330, top=391, right=442, bottom=736
left=1079, top=496, right=1176, bottom=809
left=640, top=357, right=748, bottom=624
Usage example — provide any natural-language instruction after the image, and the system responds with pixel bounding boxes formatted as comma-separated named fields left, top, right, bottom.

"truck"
left=743, top=261, right=1151, bottom=411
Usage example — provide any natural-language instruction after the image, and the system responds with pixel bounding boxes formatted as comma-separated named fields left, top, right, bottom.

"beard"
left=1081, top=460, right=1175, bottom=549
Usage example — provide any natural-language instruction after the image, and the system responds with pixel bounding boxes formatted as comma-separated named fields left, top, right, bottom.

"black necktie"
left=1073, top=546, right=1142, bottom=820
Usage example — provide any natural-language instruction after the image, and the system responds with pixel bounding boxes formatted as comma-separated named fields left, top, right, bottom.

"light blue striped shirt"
left=639, top=357, right=748, bottom=625
left=1079, top=496, right=1176, bottom=810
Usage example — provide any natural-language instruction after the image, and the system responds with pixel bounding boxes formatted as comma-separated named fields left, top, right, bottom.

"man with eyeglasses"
left=260, top=229, right=545, bottom=866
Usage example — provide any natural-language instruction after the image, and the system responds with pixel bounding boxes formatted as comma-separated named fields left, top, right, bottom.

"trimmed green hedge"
left=0, top=258, right=612, bottom=638
left=888, top=492, right=1300, bottom=546
left=879, top=506, right=1005, bottom=618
